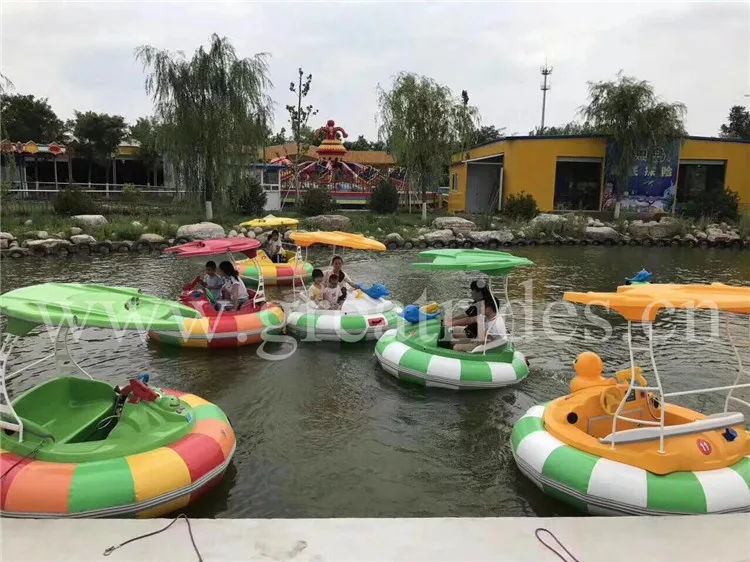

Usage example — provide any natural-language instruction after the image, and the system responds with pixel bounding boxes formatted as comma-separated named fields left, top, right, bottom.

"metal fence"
left=7, top=182, right=177, bottom=200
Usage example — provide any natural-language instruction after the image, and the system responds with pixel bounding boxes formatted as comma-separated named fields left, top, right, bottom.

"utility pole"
left=540, top=61, right=553, bottom=134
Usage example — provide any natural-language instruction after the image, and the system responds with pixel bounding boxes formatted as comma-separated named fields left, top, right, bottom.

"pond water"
left=1, top=246, right=749, bottom=518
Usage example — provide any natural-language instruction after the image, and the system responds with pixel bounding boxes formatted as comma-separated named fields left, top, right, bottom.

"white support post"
left=54, top=326, right=93, bottom=380
left=724, top=314, right=749, bottom=413
left=253, top=258, right=266, bottom=307
left=0, top=334, right=24, bottom=442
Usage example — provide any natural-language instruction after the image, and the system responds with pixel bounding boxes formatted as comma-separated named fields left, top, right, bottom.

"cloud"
left=1, top=1, right=747, bottom=140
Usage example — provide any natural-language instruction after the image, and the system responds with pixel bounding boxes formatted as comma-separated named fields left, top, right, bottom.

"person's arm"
left=446, top=316, right=479, bottom=328
left=231, top=283, right=240, bottom=311
left=343, top=272, right=358, bottom=289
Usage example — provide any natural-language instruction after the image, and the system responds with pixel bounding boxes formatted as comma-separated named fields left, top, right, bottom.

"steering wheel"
left=615, top=367, right=648, bottom=388
left=600, top=386, right=627, bottom=416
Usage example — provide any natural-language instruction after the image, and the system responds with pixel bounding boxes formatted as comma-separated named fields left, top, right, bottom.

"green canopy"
left=412, top=249, right=533, bottom=275
left=0, top=283, right=202, bottom=336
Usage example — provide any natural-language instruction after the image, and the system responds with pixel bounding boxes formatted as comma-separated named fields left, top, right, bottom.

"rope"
left=103, top=513, right=202, bottom=561
left=0, top=438, right=48, bottom=482
left=535, top=528, right=580, bottom=562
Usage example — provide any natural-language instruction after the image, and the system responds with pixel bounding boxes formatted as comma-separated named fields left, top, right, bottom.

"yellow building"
left=448, top=135, right=750, bottom=214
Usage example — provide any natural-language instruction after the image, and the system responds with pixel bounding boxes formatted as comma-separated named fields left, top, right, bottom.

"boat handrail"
left=608, top=314, right=750, bottom=454
left=600, top=411, right=745, bottom=445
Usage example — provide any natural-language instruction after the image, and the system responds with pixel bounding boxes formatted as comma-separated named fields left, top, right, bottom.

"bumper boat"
left=0, top=283, right=236, bottom=518
left=512, top=283, right=750, bottom=515
left=285, top=232, right=401, bottom=342
left=152, top=238, right=284, bottom=348
left=237, top=217, right=312, bottom=286
left=236, top=247, right=313, bottom=287
left=375, top=249, right=533, bottom=390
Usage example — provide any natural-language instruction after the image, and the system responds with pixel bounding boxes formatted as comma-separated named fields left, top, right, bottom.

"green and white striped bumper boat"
left=375, top=329, right=529, bottom=390
left=286, top=300, right=401, bottom=342
left=511, top=404, right=750, bottom=515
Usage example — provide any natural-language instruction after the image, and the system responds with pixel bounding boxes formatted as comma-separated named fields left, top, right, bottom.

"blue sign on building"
left=603, top=141, right=681, bottom=213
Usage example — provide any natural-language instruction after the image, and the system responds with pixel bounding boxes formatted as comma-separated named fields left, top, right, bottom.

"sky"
left=1, top=1, right=748, bottom=141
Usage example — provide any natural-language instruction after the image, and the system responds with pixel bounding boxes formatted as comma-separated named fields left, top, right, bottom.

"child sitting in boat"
left=184, top=260, right=224, bottom=300
left=321, top=273, right=346, bottom=309
left=308, top=268, right=325, bottom=305
left=263, top=230, right=287, bottom=263
left=447, top=296, right=507, bottom=352
left=325, top=256, right=358, bottom=289
left=218, top=261, right=250, bottom=311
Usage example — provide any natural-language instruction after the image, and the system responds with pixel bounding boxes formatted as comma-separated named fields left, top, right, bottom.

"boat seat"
left=470, top=338, right=509, bottom=354
left=12, top=377, right=115, bottom=444
left=599, top=411, right=744, bottom=445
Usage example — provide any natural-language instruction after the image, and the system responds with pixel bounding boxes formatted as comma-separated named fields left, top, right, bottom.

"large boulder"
left=138, top=233, right=165, bottom=243
left=72, top=214, right=108, bottom=228
left=71, top=234, right=97, bottom=245
left=304, top=214, right=351, bottom=232
left=469, top=229, right=514, bottom=244
left=423, top=229, right=454, bottom=245
left=431, top=216, right=476, bottom=236
left=706, top=227, right=730, bottom=243
left=586, top=226, right=620, bottom=243
left=384, top=232, right=404, bottom=245
left=25, top=238, right=72, bottom=251
left=0, top=239, right=8, bottom=250
left=0, top=232, right=15, bottom=241
left=175, top=222, right=226, bottom=241
left=531, top=213, right=566, bottom=225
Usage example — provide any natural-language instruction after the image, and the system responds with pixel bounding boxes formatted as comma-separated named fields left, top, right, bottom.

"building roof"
left=264, top=143, right=396, bottom=166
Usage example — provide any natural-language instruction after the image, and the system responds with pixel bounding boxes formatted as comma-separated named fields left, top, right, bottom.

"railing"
left=7, top=181, right=176, bottom=198
left=608, top=315, right=750, bottom=453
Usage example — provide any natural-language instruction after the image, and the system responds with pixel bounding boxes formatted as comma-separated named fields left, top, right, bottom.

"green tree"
left=471, top=125, right=505, bottom=146
left=377, top=72, right=479, bottom=219
left=67, top=111, right=129, bottom=186
left=268, top=128, right=288, bottom=145
left=135, top=33, right=273, bottom=219
left=0, top=72, right=12, bottom=94
left=580, top=72, right=686, bottom=216
left=0, top=94, right=65, bottom=142
left=719, top=106, right=750, bottom=140
left=286, top=68, right=318, bottom=201
left=344, top=135, right=372, bottom=151
left=529, top=121, right=596, bottom=136
left=129, top=116, right=163, bottom=186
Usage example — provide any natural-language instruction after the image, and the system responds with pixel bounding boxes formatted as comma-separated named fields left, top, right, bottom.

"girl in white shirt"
left=218, top=261, right=250, bottom=311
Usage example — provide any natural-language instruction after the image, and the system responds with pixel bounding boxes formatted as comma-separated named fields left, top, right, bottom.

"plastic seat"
left=12, top=377, right=115, bottom=444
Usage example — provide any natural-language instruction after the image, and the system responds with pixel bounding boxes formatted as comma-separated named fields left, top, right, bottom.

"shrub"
left=503, top=191, right=538, bottom=220
left=122, top=184, right=143, bottom=205
left=53, top=185, right=98, bottom=216
left=680, top=187, right=740, bottom=222
left=299, top=186, right=337, bottom=216
left=369, top=179, right=400, bottom=214
left=233, top=176, right=267, bottom=216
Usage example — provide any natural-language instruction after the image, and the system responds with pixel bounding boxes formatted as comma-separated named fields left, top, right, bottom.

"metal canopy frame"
left=608, top=313, right=750, bottom=453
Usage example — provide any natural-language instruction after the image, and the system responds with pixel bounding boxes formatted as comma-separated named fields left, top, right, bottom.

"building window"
left=554, top=160, right=603, bottom=211
left=451, top=173, right=459, bottom=192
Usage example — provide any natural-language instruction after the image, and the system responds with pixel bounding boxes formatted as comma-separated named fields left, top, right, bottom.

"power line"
left=540, top=61, right=553, bottom=134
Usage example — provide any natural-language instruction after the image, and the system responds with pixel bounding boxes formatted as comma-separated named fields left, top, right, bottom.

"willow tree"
left=580, top=72, right=686, bottom=216
left=135, top=34, right=273, bottom=219
left=377, top=73, right=480, bottom=219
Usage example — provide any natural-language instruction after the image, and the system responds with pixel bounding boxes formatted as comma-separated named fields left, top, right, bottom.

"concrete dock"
left=2, top=515, right=749, bottom=561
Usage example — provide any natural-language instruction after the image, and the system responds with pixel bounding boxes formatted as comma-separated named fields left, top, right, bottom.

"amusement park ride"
left=270, top=120, right=431, bottom=208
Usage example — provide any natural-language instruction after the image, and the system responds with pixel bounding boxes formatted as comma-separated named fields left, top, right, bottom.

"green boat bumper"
left=375, top=329, right=529, bottom=389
